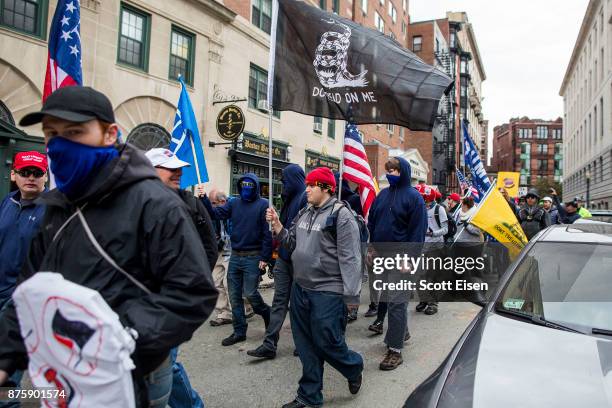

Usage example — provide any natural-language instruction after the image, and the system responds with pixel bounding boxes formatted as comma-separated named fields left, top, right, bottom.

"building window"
left=319, top=0, right=326, bottom=9
left=386, top=123, right=394, bottom=134
left=401, top=21, right=406, bottom=34
left=537, top=144, right=548, bottom=154
left=327, top=119, right=335, bottom=139
left=0, top=0, right=47, bottom=38
left=313, top=116, right=323, bottom=134
left=412, top=36, right=422, bottom=52
left=379, top=0, right=384, bottom=5
left=460, top=58, right=469, bottom=75
left=252, top=0, right=272, bottom=34
left=126, top=123, right=171, bottom=151
left=536, top=126, right=548, bottom=139
left=402, top=0, right=407, bottom=12
left=600, top=97, right=604, bottom=139
left=555, top=143, right=563, bottom=155
left=520, top=142, right=531, bottom=156
left=520, top=174, right=531, bottom=186
left=551, top=128, right=562, bottom=139
left=248, top=64, right=280, bottom=118
left=399, top=127, right=404, bottom=142
left=388, top=2, right=396, bottom=23
left=537, top=159, right=548, bottom=171
left=118, top=4, right=150, bottom=71
left=518, top=128, right=532, bottom=139
left=375, top=12, right=384, bottom=33
left=169, top=27, right=195, bottom=85
left=435, top=38, right=440, bottom=53
left=361, top=0, right=367, bottom=14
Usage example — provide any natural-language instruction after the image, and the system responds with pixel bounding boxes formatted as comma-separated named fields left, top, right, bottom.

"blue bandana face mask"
left=46, top=136, right=119, bottom=200
left=386, top=174, right=401, bottom=187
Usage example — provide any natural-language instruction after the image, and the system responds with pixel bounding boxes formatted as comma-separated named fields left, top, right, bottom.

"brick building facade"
left=491, top=117, right=563, bottom=188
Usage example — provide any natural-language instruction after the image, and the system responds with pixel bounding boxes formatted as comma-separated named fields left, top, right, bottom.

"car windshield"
left=495, top=242, right=612, bottom=333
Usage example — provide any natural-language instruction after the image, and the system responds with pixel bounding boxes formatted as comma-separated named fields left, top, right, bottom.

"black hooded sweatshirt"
left=0, top=144, right=218, bottom=377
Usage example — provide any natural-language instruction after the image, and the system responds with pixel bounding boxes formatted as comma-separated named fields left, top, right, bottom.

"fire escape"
left=433, top=50, right=456, bottom=192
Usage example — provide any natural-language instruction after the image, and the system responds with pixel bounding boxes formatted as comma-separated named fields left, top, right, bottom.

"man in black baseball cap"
left=0, top=86, right=218, bottom=407
left=20, top=86, right=115, bottom=127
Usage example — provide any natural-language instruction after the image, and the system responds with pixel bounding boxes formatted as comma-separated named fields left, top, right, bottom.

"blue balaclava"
left=386, top=174, right=401, bottom=186
left=240, top=177, right=257, bottom=202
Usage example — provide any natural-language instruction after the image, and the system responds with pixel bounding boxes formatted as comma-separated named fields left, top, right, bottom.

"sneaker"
left=415, top=302, right=428, bottom=312
left=364, top=303, right=378, bottom=317
left=246, top=345, right=276, bottom=359
left=368, top=320, right=383, bottom=335
left=347, top=308, right=358, bottom=323
left=281, top=400, right=306, bottom=408
left=424, top=303, right=438, bottom=315
left=209, top=317, right=232, bottom=327
left=245, top=311, right=255, bottom=319
left=404, top=331, right=411, bottom=342
left=221, top=333, right=246, bottom=346
left=348, top=373, right=362, bottom=395
left=379, top=350, right=403, bottom=371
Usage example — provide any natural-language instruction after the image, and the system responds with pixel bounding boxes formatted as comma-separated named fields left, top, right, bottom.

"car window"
left=496, top=242, right=612, bottom=331
left=591, top=214, right=612, bottom=224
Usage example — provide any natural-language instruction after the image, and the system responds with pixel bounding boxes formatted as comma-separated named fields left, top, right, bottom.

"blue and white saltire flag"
left=456, top=167, right=481, bottom=203
left=462, top=121, right=491, bottom=198
left=169, top=77, right=209, bottom=188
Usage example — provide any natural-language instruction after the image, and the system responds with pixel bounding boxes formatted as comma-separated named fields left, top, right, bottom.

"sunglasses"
left=15, top=168, right=46, bottom=178
left=241, top=181, right=256, bottom=188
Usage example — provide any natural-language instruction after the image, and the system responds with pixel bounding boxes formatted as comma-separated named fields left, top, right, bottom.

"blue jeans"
left=227, top=254, right=270, bottom=337
left=169, top=348, right=204, bottom=408
left=290, top=284, right=363, bottom=407
left=262, top=258, right=293, bottom=352
left=0, top=295, right=21, bottom=408
left=146, top=356, right=173, bottom=408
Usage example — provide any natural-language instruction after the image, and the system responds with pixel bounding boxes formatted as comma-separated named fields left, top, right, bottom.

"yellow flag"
left=469, top=188, right=528, bottom=259
left=496, top=172, right=520, bottom=197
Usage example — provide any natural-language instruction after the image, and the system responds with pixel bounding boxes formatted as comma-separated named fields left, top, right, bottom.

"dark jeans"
left=227, top=254, right=271, bottom=337
left=290, top=284, right=363, bottom=407
left=262, top=258, right=293, bottom=352
left=0, top=295, right=21, bottom=408
left=376, top=271, right=409, bottom=350
left=169, top=347, right=204, bottom=408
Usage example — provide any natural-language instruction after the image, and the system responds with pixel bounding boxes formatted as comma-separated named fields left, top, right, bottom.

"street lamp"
left=585, top=170, right=591, bottom=209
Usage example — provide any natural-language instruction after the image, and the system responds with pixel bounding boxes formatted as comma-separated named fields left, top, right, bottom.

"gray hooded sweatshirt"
left=276, top=197, right=362, bottom=304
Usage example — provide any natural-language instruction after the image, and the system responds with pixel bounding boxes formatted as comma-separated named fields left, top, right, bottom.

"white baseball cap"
left=145, top=148, right=190, bottom=169
left=542, top=196, right=553, bottom=202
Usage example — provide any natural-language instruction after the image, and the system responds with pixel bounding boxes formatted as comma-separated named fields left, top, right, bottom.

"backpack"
left=433, top=204, right=457, bottom=243
left=296, top=200, right=369, bottom=273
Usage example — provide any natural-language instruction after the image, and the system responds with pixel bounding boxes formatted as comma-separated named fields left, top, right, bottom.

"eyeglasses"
left=15, top=168, right=46, bottom=178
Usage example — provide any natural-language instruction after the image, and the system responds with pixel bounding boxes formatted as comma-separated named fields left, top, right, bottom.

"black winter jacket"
left=178, top=189, right=218, bottom=271
left=0, top=144, right=218, bottom=376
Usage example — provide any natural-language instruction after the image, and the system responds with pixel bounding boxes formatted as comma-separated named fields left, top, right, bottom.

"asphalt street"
left=178, top=285, right=480, bottom=408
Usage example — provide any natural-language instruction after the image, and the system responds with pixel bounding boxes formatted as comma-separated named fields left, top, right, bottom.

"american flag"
left=456, top=167, right=480, bottom=203
left=43, top=0, right=82, bottom=101
left=342, top=123, right=377, bottom=218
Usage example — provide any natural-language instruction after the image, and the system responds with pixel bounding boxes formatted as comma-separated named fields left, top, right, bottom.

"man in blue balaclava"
left=367, top=157, right=427, bottom=371
left=203, top=173, right=273, bottom=347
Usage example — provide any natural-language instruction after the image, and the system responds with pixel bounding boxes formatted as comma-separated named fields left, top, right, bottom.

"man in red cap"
left=266, top=167, right=364, bottom=408
left=446, top=193, right=462, bottom=216
left=0, top=151, right=48, bottom=396
left=0, top=151, right=48, bottom=310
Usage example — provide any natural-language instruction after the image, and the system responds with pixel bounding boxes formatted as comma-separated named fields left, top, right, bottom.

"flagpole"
left=338, top=123, right=346, bottom=203
left=267, top=0, right=279, bottom=228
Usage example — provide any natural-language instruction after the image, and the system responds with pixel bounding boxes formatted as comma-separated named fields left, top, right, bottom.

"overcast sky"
left=410, top=0, right=589, bottom=158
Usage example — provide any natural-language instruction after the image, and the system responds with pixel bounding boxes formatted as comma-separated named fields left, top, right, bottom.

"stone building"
left=559, top=0, right=612, bottom=209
